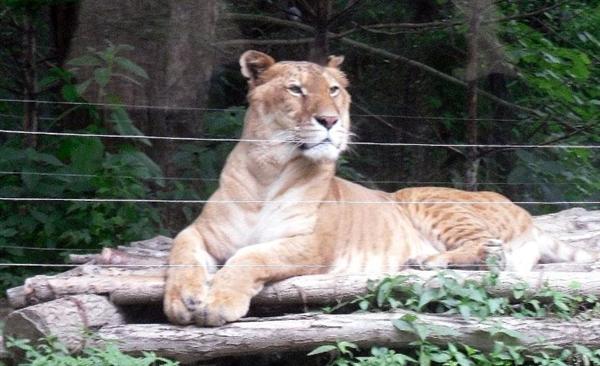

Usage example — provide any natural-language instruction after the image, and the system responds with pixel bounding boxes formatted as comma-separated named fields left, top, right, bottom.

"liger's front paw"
left=194, top=289, right=251, bottom=327
left=163, top=271, right=208, bottom=325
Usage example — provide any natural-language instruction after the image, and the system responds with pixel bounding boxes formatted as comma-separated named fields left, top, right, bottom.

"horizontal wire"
left=1, top=197, right=599, bottom=205
left=0, top=170, right=584, bottom=186
left=0, top=98, right=236, bottom=112
left=0, top=170, right=220, bottom=182
left=2, top=128, right=599, bottom=149
left=0, top=245, right=98, bottom=252
left=0, top=99, right=533, bottom=122
left=0, top=262, right=592, bottom=269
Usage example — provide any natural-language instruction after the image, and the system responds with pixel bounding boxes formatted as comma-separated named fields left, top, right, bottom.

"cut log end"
left=3, top=294, right=126, bottom=359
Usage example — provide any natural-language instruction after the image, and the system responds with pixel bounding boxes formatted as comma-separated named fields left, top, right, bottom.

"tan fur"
left=164, top=51, right=599, bottom=326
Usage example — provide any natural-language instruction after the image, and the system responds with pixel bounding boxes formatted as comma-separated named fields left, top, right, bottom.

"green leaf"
left=583, top=31, right=600, bottom=48
left=39, top=75, right=60, bottom=89
left=75, top=80, right=92, bottom=96
left=307, top=345, right=338, bottom=356
left=542, top=52, right=561, bottom=64
left=29, top=210, right=49, bottom=224
left=429, top=352, right=451, bottom=363
left=0, top=228, right=18, bottom=237
left=487, top=298, right=504, bottom=314
left=412, top=323, right=431, bottom=342
left=94, top=68, right=110, bottom=88
left=109, top=108, right=151, bottom=146
left=115, top=57, right=149, bottom=79
left=392, top=319, right=413, bottom=333
left=458, top=304, right=471, bottom=319
left=337, top=341, right=358, bottom=355
left=419, top=352, right=431, bottom=366
left=63, top=137, right=104, bottom=173
left=27, top=150, right=64, bottom=167
left=376, top=281, right=392, bottom=307
left=67, top=54, right=102, bottom=67
left=418, top=288, right=437, bottom=309
left=61, top=84, right=79, bottom=101
left=358, top=299, right=369, bottom=310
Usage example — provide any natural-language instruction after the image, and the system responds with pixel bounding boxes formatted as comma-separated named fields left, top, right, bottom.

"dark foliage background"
left=1, top=0, right=599, bottom=292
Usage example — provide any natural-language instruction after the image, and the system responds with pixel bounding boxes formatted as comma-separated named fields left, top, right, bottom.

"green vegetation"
left=3, top=337, right=178, bottom=366
left=0, top=42, right=166, bottom=290
left=313, top=270, right=600, bottom=365
left=355, top=271, right=598, bottom=319
left=309, top=336, right=600, bottom=366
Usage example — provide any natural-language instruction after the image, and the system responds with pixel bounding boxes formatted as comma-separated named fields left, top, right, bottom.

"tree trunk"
left=92, top=312, right=600, bottom=363
left=67, top=0, right=219, bottom=229
left=464, top=0, right=482, bottom=191
left=49, top=2, right=80, bottom=65
left=22, top=8, right=38, bottom=148
left=309, top=0, right=332, bottom=64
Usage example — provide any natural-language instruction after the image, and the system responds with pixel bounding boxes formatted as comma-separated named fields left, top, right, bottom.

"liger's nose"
left=315, top=115, right=338, bottom=129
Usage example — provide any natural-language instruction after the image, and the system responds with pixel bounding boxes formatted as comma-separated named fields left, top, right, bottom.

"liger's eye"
left=287, top=85, right=303, bottom=96
left=330, top=86, right=340, bottom=96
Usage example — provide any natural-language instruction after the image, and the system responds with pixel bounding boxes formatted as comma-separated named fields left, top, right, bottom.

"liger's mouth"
left=299, top=138, right=334, bottom=151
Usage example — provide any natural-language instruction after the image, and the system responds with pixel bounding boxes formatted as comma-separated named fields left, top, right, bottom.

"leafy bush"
left=315, top=271, right=600, bottom=365
left=5, top=337, right=178, bottom=366
left=0, top=43, right=164, bottom=292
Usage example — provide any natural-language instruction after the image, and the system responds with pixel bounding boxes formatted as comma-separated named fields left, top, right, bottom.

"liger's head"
left=240, top=50, right=352, bottom=162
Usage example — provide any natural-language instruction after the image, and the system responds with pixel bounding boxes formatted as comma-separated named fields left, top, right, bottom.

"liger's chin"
left=301, top=143, right=342, bottom=162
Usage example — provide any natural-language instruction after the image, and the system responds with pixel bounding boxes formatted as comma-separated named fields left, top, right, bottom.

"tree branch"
left=226, top=13, right=546, bottom=118
left=216, top=37, right=314, bottom=46
left=215, top=28, right=357, bottom=48
left=356, top=1, right=566, bottom=31
left=328, top=0, right=364, bottom=25
left=479, top=121, right=596, bottom=157
left=337, top=36, right=544, bottom=117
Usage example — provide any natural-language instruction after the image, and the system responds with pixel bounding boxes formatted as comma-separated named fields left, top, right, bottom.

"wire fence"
left=0, top=262, right=594, bottom=269
left=2, top=197, right=600, bottom=205
left=0, top=98, right=541, bottom=122
left=2, top=128, right=599, bottom=149
left=1, top=98, right=599, bottom=264
left=0, top=170, right=585, bottom=186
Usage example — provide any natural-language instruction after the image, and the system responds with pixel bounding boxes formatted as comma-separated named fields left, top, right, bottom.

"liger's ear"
left=240, top=50, right=276, bottom=82
left=327, top=55, right=345, bottom=69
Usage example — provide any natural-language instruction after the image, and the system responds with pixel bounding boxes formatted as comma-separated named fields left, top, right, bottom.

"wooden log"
left=128, top=235, right=172, bottom=251
left=5, top=265, right=103, bottom=309
left=69, top=247, right=168, bottom=265
left=534, top=208, right=600, bottom=250
left=3, top=295, right=125, bottom=355
left=8, top=270, right=600, bottom=310
left=6, top=266, right=166, bottom=309
left=105, top=269, right=600, bottom=307
left=90, top=311, right=600, bottom=364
